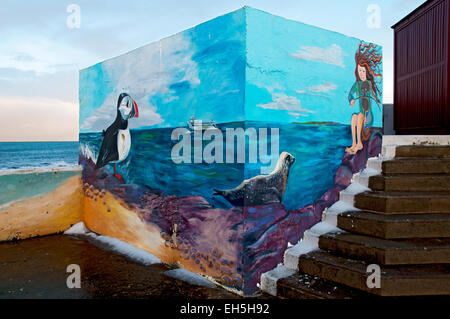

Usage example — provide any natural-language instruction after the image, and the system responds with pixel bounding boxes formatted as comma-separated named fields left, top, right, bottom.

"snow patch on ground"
left=64, top=221, right=89, bottom=235
left=64, top=222, right=162, bottom=266
left=164, top=268, right=217, bottom=288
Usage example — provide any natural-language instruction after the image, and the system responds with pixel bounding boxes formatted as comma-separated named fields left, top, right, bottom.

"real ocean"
left=0, top=141, right=79, bottom=172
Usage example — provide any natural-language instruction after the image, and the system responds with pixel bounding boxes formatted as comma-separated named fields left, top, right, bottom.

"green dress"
left=348, top=80, right=374, bottom=128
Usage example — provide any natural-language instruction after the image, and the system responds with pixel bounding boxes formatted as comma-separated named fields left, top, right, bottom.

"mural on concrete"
left=346, top=42, right=383, bottom=154
left=95, top=93, right=139, bottom=183
left=0, top=168, right=83, bottom=241
left=79, top=7, right=382, bottom=295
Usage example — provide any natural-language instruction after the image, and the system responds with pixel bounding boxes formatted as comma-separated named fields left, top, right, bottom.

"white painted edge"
left=284, top=221, right=341, bottom=271
left=381, top=145, right=396, bottom=159
left=260, top=264, right=296, bottom=296
left=339, top=181, right=370, bottom=205
left=382, top=135, right=450, bottom=147
left=322, top=200, right=360, bottom=225
left=353, top=167, right=379, bottom=188
left=367, top=157, right=385, bottom=172
left=283, top=240, right=318, bottom=271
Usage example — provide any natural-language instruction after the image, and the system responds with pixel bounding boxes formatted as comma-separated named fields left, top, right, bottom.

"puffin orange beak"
left=131, top=100, right=139, bottom=118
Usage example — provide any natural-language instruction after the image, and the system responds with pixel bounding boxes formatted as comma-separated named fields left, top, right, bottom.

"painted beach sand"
left=0, top=168, right=84, bottom=241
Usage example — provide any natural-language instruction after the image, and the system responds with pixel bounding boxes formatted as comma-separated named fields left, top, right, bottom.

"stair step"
left=337, top=211, right=450, bottom=239
left=298, top=250, right=450, bottom=296
left=354, top=191, right=450, bottom=213
left=277, top=272, right=372, bottom=299
left=369, top=174, right=450, bottom=192
left=319, top=232, right=450, bottom=265
left=394, top=146, right=450, bottom=159
left=382, top=158, right=450, bottom=174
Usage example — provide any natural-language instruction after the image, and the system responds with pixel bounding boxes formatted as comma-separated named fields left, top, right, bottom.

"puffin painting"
left=95, top=93, right=139, bottom=182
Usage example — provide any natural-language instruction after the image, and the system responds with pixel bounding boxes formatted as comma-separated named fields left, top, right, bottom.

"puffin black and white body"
left=95, top=93, right=139, bottom=182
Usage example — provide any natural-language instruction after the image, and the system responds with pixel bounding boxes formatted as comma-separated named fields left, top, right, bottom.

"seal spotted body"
left=213, top=152, right=295, bottom=206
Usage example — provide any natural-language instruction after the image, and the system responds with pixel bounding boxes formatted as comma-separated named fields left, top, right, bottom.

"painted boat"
left=187, top=116, right=217, bottom=131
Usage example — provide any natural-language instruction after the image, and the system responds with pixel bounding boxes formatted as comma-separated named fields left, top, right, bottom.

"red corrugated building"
left=392, top=0, right=450, bottom=134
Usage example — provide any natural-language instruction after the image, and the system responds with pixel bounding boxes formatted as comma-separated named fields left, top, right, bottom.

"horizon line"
left=0, top=140, right=79, bottom=143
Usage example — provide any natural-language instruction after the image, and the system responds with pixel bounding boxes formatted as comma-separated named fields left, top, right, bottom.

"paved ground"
left=0, top=234, right=254, bottom=299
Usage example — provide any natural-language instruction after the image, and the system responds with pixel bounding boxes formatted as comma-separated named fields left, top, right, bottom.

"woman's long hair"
left=354, top=42, right=382, bottom=140
left=354, top=42, right=382, bottom=103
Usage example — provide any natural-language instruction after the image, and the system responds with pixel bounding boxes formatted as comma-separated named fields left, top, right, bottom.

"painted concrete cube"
left=79, top=7, right=383, bottom=294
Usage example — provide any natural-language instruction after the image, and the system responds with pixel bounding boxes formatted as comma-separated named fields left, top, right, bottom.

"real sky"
left=0, top=0, right=426, bottom=141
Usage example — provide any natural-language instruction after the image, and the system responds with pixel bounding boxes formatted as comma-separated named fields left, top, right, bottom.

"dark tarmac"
left=0, top=234, right=254, bottom=299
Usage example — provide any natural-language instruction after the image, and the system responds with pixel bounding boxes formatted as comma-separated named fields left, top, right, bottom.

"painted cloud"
left=81, top=33, right=200, bottom=132
left=306, top=81, right=338, bottom=93
left=290, top=44, right=345, bottom=67
left=257, top=84, right=315, bottom=117
left=296, top=81, right=338, bottom=98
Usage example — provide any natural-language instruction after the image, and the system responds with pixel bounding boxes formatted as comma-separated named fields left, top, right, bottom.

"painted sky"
left=245, top=8, right=383, bottom=126
left=81, top=7, right=383, bottom=130
left=79, top=10, right=246, bottom=133
left=0, top=0, right=425, bottom=140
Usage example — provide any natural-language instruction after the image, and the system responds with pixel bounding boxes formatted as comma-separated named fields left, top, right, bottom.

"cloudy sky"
left=0, top=0, right=425, bottom=141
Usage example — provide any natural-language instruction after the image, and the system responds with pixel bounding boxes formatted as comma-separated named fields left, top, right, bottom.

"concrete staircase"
left=261, top=136, right=450, bottom=298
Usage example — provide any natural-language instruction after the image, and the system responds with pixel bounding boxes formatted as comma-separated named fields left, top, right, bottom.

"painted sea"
left=0, top=141, right=79, bottom=173
left=80, top=122, right=352, bottom=211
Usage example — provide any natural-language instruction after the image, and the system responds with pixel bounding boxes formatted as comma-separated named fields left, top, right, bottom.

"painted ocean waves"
left=80, top=122, right=352, bottom=211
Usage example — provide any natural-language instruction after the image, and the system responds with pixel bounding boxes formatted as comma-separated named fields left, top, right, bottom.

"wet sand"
left=0, top=234, right=244, bottom=299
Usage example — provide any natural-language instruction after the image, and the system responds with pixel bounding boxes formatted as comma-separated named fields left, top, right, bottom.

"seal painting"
left=213, top=152, right=295, bottom=206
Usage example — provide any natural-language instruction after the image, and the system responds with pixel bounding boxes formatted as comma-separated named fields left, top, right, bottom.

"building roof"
left=391, top=0, right=434, bottom=29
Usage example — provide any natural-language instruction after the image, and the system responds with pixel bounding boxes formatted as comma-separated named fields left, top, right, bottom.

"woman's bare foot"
left=345, top=145, right=356, bottom=154
left=346, top=144, right=363, bottom=155
left=354, top=143, right=363, bottom=153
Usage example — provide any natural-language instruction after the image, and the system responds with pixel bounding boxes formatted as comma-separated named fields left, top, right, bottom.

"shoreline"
left=0, top=174, right=84, bottom=241
left=0, top=165, right=81, bottom=176
left=0, top=167, right=82, bottom=207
